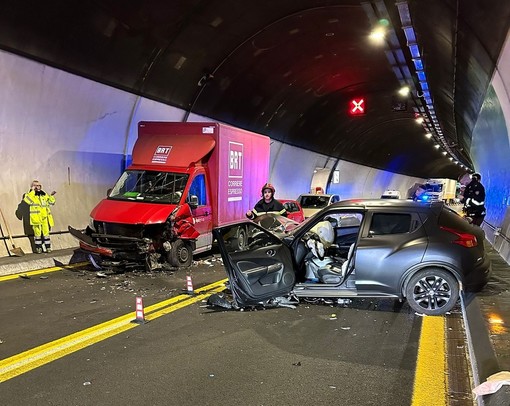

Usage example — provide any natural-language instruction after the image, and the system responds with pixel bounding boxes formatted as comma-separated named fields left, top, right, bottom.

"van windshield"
left=109, top=170, right=189, bottom=204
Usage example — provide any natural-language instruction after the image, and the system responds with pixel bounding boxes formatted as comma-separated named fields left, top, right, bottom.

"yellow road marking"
left=0, top=278, right=227, bottom=383
left=412, top=315, right=447, bottom=406
left=0, top=262, right=88, bottom=282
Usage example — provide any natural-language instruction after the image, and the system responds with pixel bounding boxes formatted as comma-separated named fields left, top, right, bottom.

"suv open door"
left=213, top=222, right=295, bottom=307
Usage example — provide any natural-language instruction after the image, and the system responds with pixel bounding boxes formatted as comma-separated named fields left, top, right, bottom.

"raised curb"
left=0, top=248, right=86, bottom=277
left=463, top=292, right=510, bottom=405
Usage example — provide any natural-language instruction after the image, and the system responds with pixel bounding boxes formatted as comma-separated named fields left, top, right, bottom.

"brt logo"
left=151, top=145, right=172, bottom=164
left=229, top=142, right=243, bottom=178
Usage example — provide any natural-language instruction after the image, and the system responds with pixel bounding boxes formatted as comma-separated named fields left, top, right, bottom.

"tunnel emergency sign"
left=348, top=98, right=365, bottom=115
left=228, top=141, right=243, bottom=201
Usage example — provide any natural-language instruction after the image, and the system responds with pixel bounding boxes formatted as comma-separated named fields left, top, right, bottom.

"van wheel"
left=168, top=240, right=192, bottom=268
left=405, top=269, right=459, bottom=315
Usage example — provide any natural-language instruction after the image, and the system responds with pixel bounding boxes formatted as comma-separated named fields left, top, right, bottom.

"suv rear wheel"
left=405, top=268, right=459, bottom=315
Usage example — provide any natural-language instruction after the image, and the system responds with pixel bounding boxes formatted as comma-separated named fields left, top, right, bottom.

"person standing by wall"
left=23, top=180, right=56, bottom=253
left=246, top=182, right=287, bottom=219
left=461, top=173, right=486, bottom=226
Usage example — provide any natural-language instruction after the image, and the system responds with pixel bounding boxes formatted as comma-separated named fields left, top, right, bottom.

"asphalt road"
left=0, top=254, right=461, bottom=406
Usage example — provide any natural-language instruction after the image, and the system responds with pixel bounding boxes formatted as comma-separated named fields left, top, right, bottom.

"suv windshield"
left=109, top=170, right=189, bottom=204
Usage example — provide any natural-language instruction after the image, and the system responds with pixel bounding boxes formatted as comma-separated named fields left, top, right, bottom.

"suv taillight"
left=440, top=226, right=478, bottom=247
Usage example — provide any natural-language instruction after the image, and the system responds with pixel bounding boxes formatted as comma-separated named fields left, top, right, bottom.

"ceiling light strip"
left=395, top=1, right=469, bottom=170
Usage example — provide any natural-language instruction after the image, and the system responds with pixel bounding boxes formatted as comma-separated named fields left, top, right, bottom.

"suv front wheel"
left=405, top=268, right=459, bottom=315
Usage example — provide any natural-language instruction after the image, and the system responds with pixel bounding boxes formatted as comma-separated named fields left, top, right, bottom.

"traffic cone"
left=132, top=296, right=146, bottom=324
left=186, top=274, right=194, bottom=295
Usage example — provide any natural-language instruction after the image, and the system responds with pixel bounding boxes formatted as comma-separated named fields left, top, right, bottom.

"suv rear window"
left=369, top=213, right=412, bottom=235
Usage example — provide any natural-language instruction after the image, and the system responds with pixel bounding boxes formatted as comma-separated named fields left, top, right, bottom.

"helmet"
left=472, top=173, right=481, bottom=181
left=261, top=182, right=275, bottom=195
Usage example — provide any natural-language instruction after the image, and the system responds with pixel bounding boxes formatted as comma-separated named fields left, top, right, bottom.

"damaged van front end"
left=70, top=198, right=199, bottom=272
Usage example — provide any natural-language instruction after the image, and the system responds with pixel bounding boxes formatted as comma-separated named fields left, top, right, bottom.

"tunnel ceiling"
left=1, top=0, right=509, bottom=179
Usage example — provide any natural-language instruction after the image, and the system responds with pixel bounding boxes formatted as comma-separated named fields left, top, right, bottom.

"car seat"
left=317, top=243, right=355, bottom=284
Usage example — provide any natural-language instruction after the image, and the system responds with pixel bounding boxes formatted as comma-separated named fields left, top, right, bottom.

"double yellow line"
left=0, top=278, right=227, bottom=383
left=0, top=263, right=87, bottom=282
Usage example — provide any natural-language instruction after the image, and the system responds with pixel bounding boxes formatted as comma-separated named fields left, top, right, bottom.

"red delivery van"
left=69, top=122, right=270, bottom=271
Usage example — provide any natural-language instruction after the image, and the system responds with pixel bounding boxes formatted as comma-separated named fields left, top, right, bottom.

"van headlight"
left=88, top=217, right=96, bottom=232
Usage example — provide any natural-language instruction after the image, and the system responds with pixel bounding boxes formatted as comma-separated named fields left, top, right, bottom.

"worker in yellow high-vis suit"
left=23, top=180, right=57, bottom=253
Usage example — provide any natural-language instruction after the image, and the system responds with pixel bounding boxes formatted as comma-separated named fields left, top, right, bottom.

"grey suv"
left=213, top=199, right=491, bottom=315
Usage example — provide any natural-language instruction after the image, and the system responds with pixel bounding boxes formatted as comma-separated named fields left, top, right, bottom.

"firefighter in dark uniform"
left=246, top=183, right=287, bottom=219
left=461, top=173, right=486, bottom=226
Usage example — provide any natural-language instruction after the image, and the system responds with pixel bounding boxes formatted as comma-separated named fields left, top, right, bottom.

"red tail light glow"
left=440, top=226, right=478, bottom=247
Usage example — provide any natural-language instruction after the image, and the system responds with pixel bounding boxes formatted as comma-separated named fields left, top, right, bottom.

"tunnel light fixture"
left=442, top=151, right=447, bottom=155
left=369, top=26, right=386, bottom=43
left=415, top=115, right=424, bottom=124
left=413, top=58, right=423, bottom=71
left=449, top=157, right=453, bottom=161
left=425, top=132, right=432, bottom=139
left=408, top=43, right=420, bottom=58
left=397, top=1, right=468, bottom=169
left=398, top=86, right=410, bottom=96
left=434, top=144, right=440, bottom=149
left=416, top=71, right=426, bottom=81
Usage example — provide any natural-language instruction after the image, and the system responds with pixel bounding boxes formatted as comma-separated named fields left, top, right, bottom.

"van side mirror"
left=107, top=188, right=113, bottom=197
left=188, top=195, right=199, bottom=209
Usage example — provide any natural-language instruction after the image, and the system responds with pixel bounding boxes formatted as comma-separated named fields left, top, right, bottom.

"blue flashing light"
left=420, top=81, right=429, bottom=90
left=425, top=96, right=433, bottom=104
left=422, top=90, right=430, bottom=98
left=417, top=71, right=426, bottom=81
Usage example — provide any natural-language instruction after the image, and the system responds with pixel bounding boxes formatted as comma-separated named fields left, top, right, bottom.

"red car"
left=279, top=199, right=305, bottom=223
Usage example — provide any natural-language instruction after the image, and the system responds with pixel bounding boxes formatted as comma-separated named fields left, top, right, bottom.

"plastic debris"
left=207, top=293, right=233, bottom=309
left=271, top=296, right=298, bottom=309
left=473, top=371, right=510, bottom=397
left=19, top=274, right=30, bottom=279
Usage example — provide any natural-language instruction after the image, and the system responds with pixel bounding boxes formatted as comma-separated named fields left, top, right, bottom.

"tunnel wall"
left=474, top=32, right=510, bottom=262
